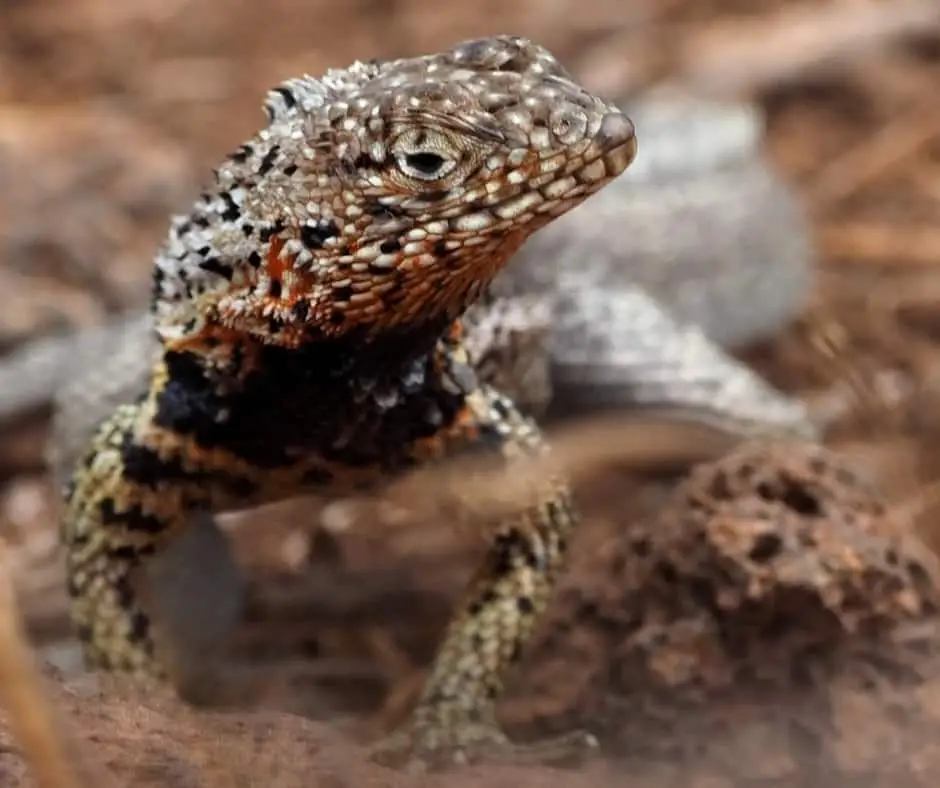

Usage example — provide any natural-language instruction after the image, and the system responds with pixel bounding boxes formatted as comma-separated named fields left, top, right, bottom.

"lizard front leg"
left=370, top=383, right=594, bottom=770
left=63, top=401, right=182, bottom=678
left=61, top=391, right=281, bottom=681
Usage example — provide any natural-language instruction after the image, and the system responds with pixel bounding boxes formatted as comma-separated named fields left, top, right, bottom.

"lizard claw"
left=368, top=719, right=598, bottom=773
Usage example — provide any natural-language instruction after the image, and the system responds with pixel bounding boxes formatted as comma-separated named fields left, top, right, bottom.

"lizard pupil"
left=404, top=151, right=447, bottom=176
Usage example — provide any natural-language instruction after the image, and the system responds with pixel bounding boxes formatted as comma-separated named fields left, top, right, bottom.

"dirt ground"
left=3, top=0, right=940, bottom=785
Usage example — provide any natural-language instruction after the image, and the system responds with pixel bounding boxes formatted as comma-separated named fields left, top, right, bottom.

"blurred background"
left=2, top=0, right=940, bottom=783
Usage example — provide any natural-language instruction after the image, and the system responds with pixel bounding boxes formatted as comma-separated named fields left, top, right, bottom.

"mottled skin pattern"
left=61, top=36, right=636, bottom=768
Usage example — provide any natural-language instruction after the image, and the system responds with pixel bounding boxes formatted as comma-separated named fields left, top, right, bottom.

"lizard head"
left=153, top=36, right=636, bottom=350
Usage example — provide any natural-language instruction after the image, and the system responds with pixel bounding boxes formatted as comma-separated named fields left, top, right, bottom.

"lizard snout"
left=597, top=111, right=637, bottom=176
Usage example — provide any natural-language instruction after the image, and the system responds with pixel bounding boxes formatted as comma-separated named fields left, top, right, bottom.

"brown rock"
left=511, top=441, right=940, bottom=784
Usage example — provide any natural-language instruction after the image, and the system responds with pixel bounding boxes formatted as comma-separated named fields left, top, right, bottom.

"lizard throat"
left=202, top=229, right=530, bottom=350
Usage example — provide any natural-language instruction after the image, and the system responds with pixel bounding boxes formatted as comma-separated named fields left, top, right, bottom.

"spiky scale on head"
left=151, top=35, right=637, bottom=353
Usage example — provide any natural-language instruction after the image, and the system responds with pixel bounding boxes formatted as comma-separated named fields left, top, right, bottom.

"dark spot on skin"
left=192, top=215, right=210, bottom=229
left=369, top=263, right=394, bottom=276
left=353, top=153, right=374, bottom=170
left=129, top=612, right=150, bottom=643
left=258, top=145, right=280, bottom=176
left=379, top=238, right=401, bottom=254
left=291, top=300, right=309, bottom=321
left=259, top=227, right=275, bottom=243
left=282, top=163, right=298, bottom=176
left=220, top=192, right=241, bottom=222
left=479, top=590, right=498, bottom=607
left=198, top=257, right=233, bottom=280
left=230, top=144, right=253, bottom=163
left=546, top=500, right=563, bottom=521
left=268, top=279, right=282, bottom=298
left=242, top=223, right=254, bottom=237
left=433, top=239, right=448, bottom=256
left=490, top=529, right=537, bottom=576
left=300, top=225, right=324, bottom=250
left=364, top=201, right=405, bottom=219
left=248, top=251, right=262, bottom=267
left=111, top=574, right=137, bottom=610
left=517, top=596, right=535, bottom=614
left=423, top=189, right=449, bottom=203
left=489, top=396, right=512, bottom=419
left=98, top=499, right=165, bottom=534
left=197, top=246, right=211, bottom=256
left=300, top=220, right=340, bottom=250
left=274, top=86, right=296, bottom=109
left=332, top=285, right=353, bottom=302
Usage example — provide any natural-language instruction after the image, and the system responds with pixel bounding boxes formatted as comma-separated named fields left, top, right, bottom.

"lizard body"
left=59, top=36, right=636, bottom=768
left=27, top=93, right=816, bottom=717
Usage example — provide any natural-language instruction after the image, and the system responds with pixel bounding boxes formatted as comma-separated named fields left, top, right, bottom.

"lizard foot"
left=368, top=719, right=598, bottom=773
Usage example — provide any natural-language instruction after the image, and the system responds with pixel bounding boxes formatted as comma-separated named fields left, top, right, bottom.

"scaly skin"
left=60, top=36, right=636, bottom=769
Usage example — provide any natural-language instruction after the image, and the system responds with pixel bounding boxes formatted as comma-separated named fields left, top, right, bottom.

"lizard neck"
left=149, top=313, right=467, bottom=466
left=160, top=308, right=454, bottom=390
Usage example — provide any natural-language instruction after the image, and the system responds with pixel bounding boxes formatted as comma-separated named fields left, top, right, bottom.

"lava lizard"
left=6, top=39, right=815, bottom=766
left=15, top=76, right=817, bottom=753
left=55, top=35, right=642, bottom=768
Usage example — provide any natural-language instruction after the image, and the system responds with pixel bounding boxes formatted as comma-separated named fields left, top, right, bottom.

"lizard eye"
left=398, top=151, right=454, bottom=180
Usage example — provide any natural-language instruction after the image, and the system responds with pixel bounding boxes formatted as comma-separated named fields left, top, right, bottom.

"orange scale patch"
left=410, top=403, right=481, bottom=463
